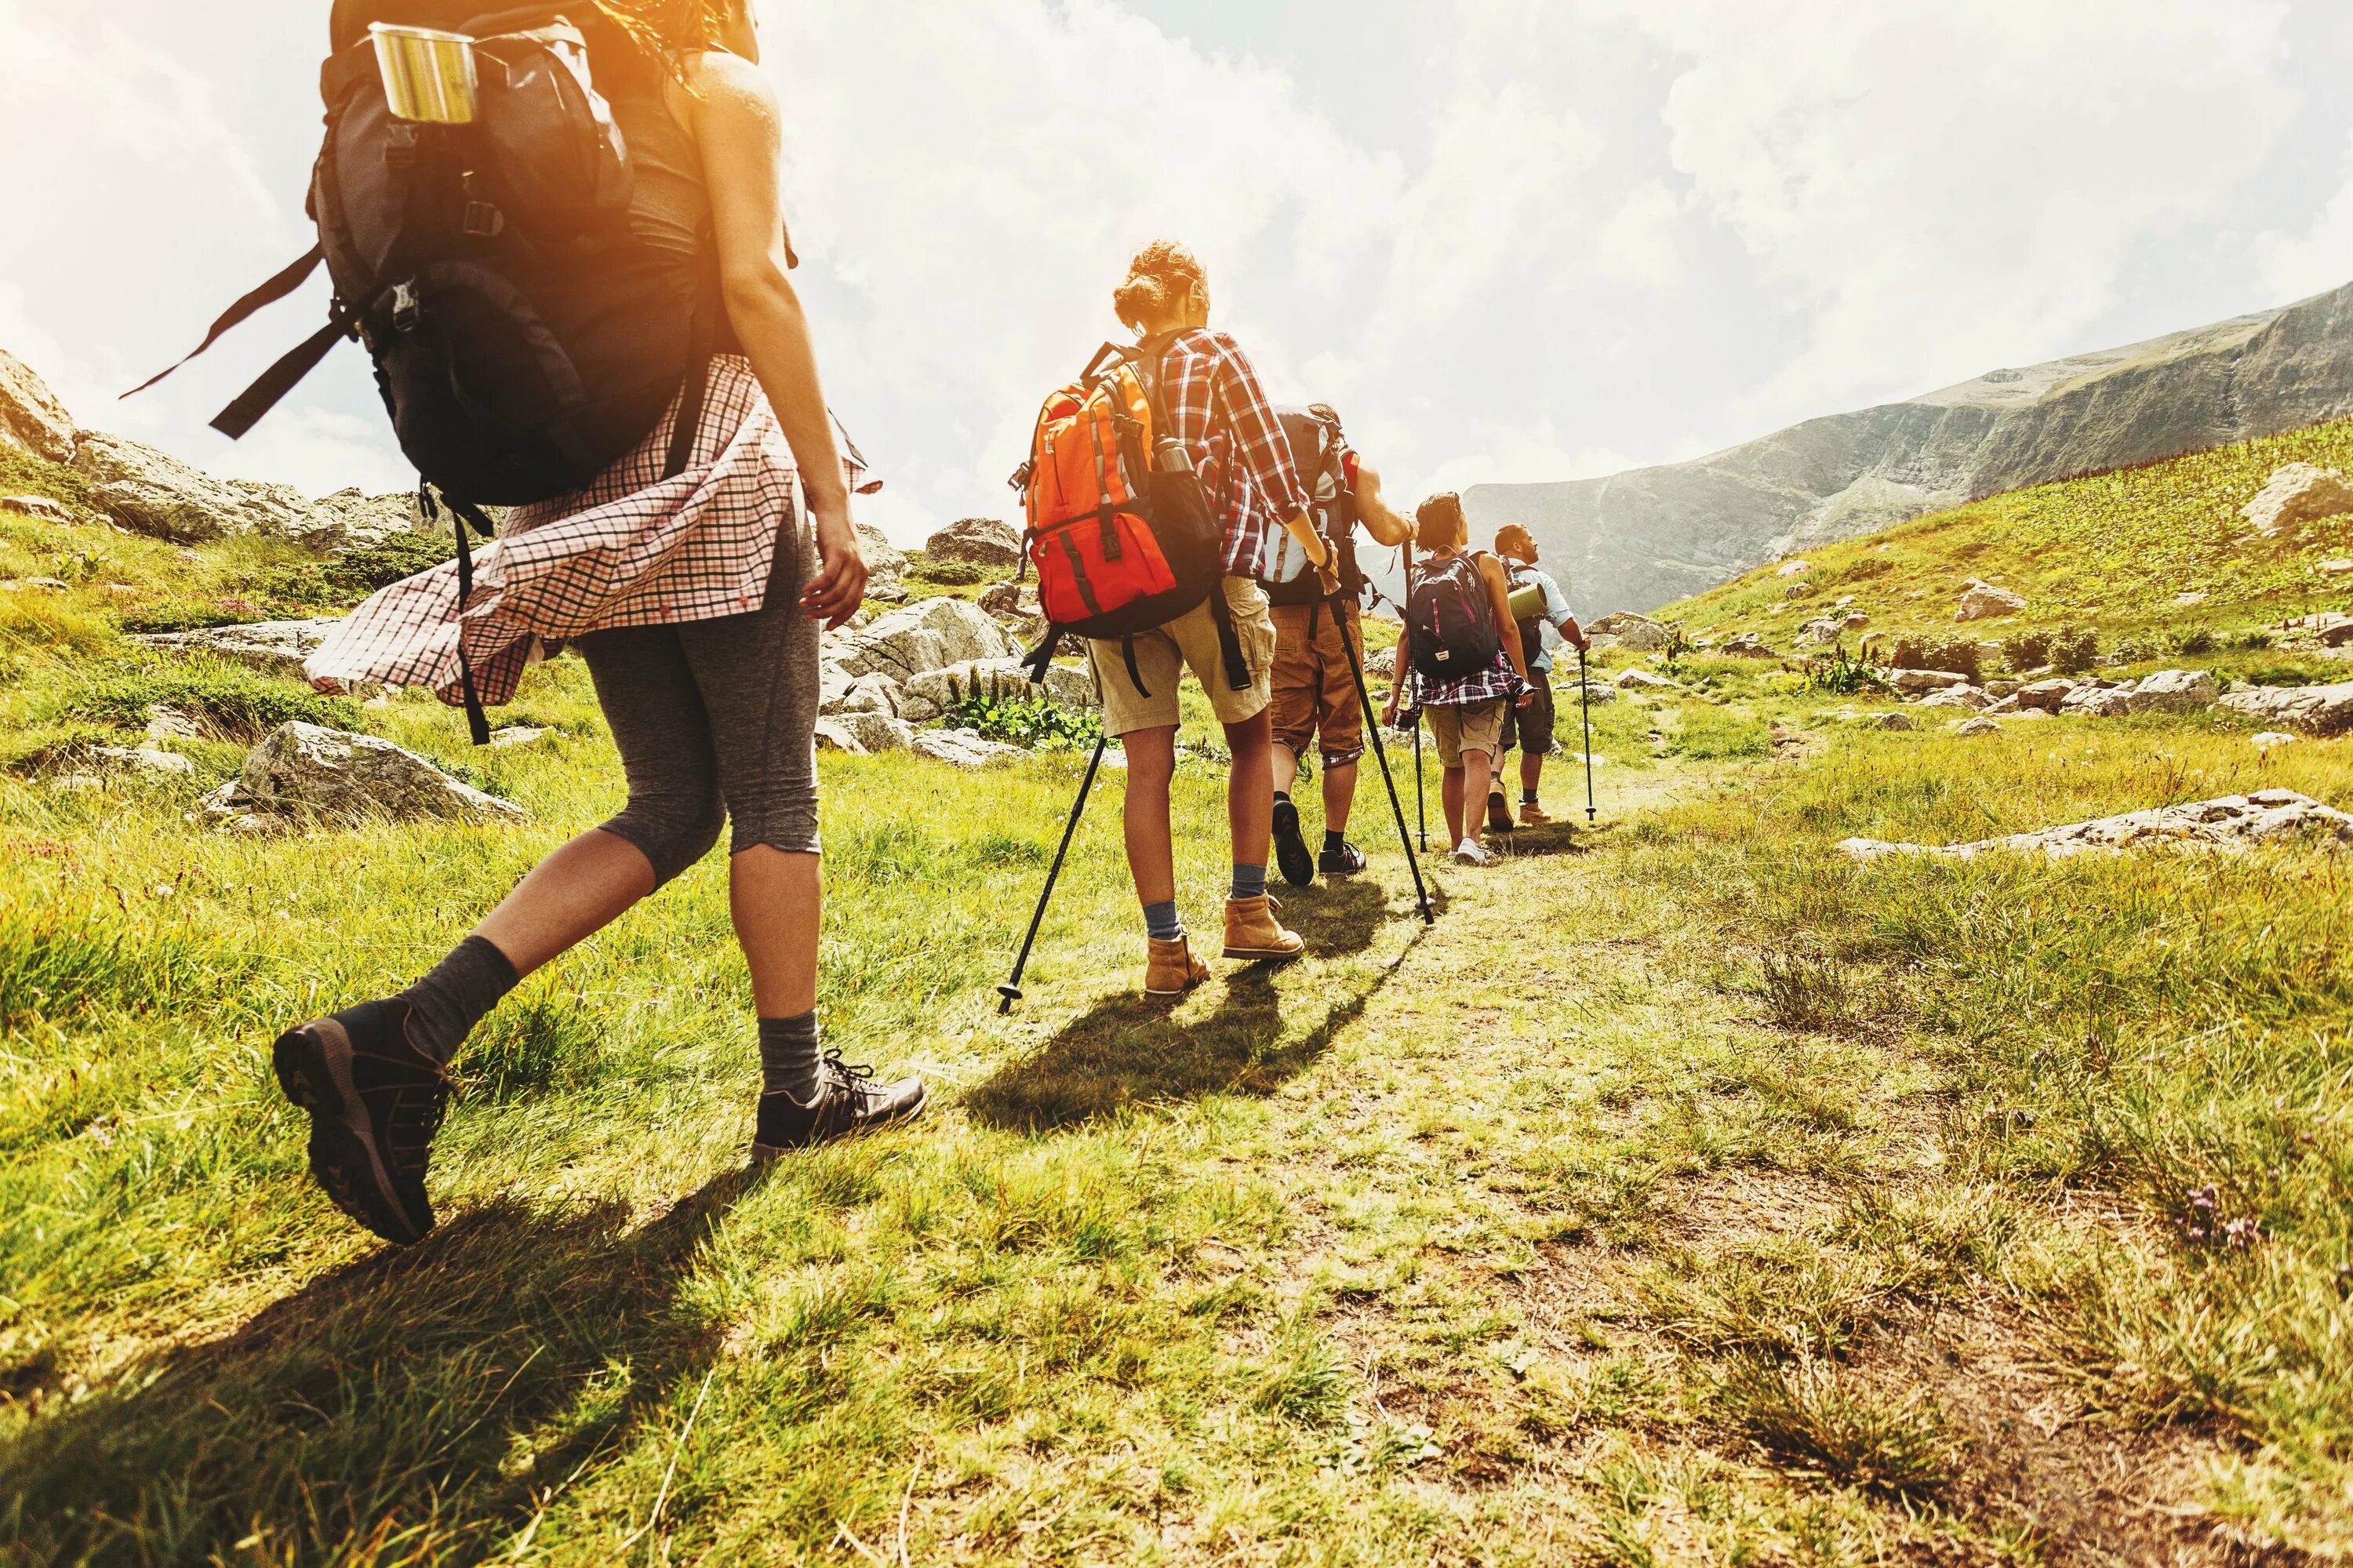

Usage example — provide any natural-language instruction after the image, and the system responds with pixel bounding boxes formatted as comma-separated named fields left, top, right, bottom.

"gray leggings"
left=575, top=536, right=820, bottom=886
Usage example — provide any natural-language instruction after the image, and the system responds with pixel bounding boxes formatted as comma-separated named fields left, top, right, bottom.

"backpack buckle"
left=384, top=123, right=420, bottom=169
left=391, top=281, right=421, bottom=332
left=462, top=201, right=506, bottom=238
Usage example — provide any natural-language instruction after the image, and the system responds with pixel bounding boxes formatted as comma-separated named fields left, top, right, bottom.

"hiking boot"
left=753, top=1051, right=929, bottom=1160
left=1223, top=895, right=1306, bottom=962
left=272, top=1000, right=449, bottom=1247
left=1145, top=934, right=1213, bottom=998
left=1486, top=792, right=1516, bottom=834
left=1519, top=802, right=1555, bottom=827
left=1318, top=839, right=1367, bottom=877
left=1453, top=838, right=1494, bottom=867
left=1270, top=797, right=1315, bottom=888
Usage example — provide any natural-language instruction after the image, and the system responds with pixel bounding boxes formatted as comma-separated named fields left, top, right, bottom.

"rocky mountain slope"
left=1471, top=278, right=2353, bottom=616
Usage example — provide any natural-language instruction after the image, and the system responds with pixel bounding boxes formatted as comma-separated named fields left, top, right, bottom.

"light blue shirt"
left=1507, top=564, right=1573, bottom=673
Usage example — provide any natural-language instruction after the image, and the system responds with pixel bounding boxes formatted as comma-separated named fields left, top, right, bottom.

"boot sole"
left=1271, top=800, right=1315, bottom=888
left=271, top=1020, right=428, bottom=1247
left=1223, top=944, right=1306, bottom=962
left=752, top=1082, right=930, bottom=1164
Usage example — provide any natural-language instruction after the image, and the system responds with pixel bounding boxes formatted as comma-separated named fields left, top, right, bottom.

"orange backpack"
left=1011, top=337, right=1238, bottom=695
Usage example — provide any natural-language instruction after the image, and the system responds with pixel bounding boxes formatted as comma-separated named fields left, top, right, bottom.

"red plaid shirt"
left=1153, top=329, right=1315, bottom=579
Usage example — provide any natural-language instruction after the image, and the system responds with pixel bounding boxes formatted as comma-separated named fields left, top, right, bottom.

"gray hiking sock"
left=398, top=935, right=521, bottom=1067
left=1144, top=901, right=1185, bottom=943
left=759, top=1011, right=824, bottom=1105
left=1231, top=864, right=1268, bottom=901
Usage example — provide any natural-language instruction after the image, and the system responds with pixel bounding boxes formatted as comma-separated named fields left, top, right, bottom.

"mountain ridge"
left=1470, top=279, right=2353, bottom=616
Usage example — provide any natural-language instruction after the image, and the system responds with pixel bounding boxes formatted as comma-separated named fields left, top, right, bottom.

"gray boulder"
left=1721, top=631, right=1778, bottom=658
left=1617, top=668, right=1679, bottom=691
left=812, top=718, right=868, bottom=755
left=901, top=658, right=1096, bottom=722
left=0, top=351, right=75, bottom=462
left=911, top=728, right=1025, bottom=768
left=134, top=618, right=343, bottom=679
left=304, top=490, right=427, bottom=553
left=2059, top=686, right=2136, bottom=718
left=1953, top=717, right=2002, bottom=737
left=1955, top=579, right=2028, bottom=622
left=1589, top=613, right=1671, bottom=652
left=1889, top=668, right=1971, bottom=693
left=1842, top=790, right=2353, bottom=862
left=831, top=711, right=915, bottom=753
left=2220, top=682, right=2353, bottom=737
left=72, top=432, right=316, bottom=543
left=2126, top=668, right=2220, bottom=714
left=2242, top=464, right=2353, bottom=538
left=2, top=494, right=72, bottom=522
left=824, top=672, right=905, bottom=719
left=830, top=596, right=1022, bottom=684
left=925, top=517, right=1023, bottom=568
left=856, top=522, right=909, bottom=603
left=89, top=745, right=196, bottom=778
left=205, top=722, right=525, bottom=830
left=1915, top=686, right=1993, bottom=711
left=2014, top=678, right=2078, bottom=712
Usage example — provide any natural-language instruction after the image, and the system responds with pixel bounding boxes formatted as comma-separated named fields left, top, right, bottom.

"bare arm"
left=675, top=54, right=864, bottom=628
left=1351, top=459, right=1413, bottom=548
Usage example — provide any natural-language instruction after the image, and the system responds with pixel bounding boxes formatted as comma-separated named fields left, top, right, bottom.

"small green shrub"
left=1889, top=635, right=1981, bottom=683
left=947, top=687, right=1103, bottom=751
left=2177, top=627, right=2217, bottom=656
left=58, top=666, right=361, bottom=739
left=253, top=532, right=456, bottom=611
left=907, top=554, right=1002, bottom=588
left=1718, top=1355, right=1954, bottom=1500
left=1803, top=645, right=1886, bottom=696
left=119, top=602, right=256, bottom=635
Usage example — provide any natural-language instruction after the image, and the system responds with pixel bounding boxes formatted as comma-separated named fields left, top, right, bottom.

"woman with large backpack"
left=271, top=0, right=925, bottom=1250
left=1089, top=242, right=1333, bottom=998
left=1381, top=493, right=1531, bottom=866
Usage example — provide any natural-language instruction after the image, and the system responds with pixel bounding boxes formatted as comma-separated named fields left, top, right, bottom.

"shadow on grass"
left=0, top=1169, right=756, bottom=1563
left=1491, top=820, right=1595, bottom=861
left=969, top=876, right=1421, bottom=1131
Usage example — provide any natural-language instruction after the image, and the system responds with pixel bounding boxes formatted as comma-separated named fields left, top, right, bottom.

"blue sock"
left=1231, top=864, right=1268, bottom=901
left=1144, top=901, right=1184, bottom=942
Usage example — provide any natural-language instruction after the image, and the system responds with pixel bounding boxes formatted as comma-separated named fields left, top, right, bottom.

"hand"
left=1315, top=562, right=1341, bottom=598
left=798, top=493, right=867, bottom=630
left=1382, top=696, right=1402, bottom=728
left=1516, top=689, right=1536, bottom=710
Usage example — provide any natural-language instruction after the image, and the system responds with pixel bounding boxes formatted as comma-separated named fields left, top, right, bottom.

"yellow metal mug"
left=369, top=22, right=479, bottom=125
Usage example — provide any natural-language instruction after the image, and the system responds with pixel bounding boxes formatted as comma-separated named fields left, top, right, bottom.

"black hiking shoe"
left=1271, top=796, right=1315, bottom=888
left=1487, top=791, right=1517, bottom=835
left=272, top=1000, right=449, bottom=1247
left=1318, top=839, right=1367, bottom=877
left=753, top=1051, right=929, bottom=1161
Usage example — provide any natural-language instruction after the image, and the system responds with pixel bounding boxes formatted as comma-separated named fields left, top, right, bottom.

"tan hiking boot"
left=1145, top=936, right=1212, bottom=998
left=1519, top=802, right=1555, bottom=826
left=1223, top=895, right=1306, bottom=962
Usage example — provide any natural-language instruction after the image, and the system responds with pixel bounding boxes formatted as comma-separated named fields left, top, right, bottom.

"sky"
left=7, top=0, right=2353, bottom=545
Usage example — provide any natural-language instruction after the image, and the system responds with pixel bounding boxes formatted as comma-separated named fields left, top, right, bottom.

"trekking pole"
left=999, top=733, right=1110, bottom=1014
left=1413, top=711, right=1427, bottom=852
left=1578, top=644, right=1598, bottom=825
left=1337, top=609, right=1435, bottom=926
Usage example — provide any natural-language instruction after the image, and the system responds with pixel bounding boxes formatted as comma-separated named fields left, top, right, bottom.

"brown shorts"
left=1084, top=577, right=1276, bottom=738
left=1500, top=668, right=1556, bottom=755
left=1267, top=600, right=1366, bottom=766
left=1425, top=700, right=1506, bottom=769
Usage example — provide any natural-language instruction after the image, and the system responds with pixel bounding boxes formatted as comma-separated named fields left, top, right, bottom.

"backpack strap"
left=1209, top=588, right=1249, bottom=693
left=1022, top=626, right=1064, bottom=685
left=1121, top=634, right=1151, bottom=702
left=419, top=484, right=498, bottom=746
left=122, top=246, right=329, bottom=401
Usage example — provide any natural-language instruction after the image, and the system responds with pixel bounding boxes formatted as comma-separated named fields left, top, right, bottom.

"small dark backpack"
left=1265, top=407, right=1362, bottom=607
left=1406, top=550, right=1501, bottom=682
left=135, top=7, right=717, bottom=509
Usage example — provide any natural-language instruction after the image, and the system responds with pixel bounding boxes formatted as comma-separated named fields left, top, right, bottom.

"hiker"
left=1087, top=242, right=1333, bottom=996
left=1381, top=493, right=1531, bottom=866
left=1490, top=524, right=1589, bottom=830
left=271, top=0, right=925, bottom=1249
left=1265, top=406, right=1417, bottom=886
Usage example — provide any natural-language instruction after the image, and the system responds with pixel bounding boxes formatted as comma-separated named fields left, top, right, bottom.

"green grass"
left=1665, top=417, right=2353, bottom=653
left=2, top=500, right=2352, bottom=1562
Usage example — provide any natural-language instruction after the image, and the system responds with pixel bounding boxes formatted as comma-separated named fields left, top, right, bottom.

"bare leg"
left=1123, top=726, right=1179, bottom=906
left=1522, top=748, right=1545, bottom=801
left=472, top=828, right=659, bottom=978
left=1272, top=740, right=1302, bottom=800
left=729, top=846, right=821, bottom=1018
left=1226, top=711, right=1275, bottom=871
left=1442, top=766, right=1467, bottom=848
left=1462, top=748, right=1497, bottom=849
left=1322, top=760, right=1359, bottom=835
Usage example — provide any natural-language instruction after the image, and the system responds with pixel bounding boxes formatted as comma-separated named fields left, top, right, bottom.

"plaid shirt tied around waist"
left=1153, top=329, right=1315, bottom=580
left=306, top=356, right=872, bottom=709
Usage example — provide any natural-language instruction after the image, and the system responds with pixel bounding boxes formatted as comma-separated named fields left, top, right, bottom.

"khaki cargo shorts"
left=1085, top=577, right=1276, bottom=738
left=1425, top=700, right=1507, bottom=769
left=1267, top=599, right=1366, bottom=767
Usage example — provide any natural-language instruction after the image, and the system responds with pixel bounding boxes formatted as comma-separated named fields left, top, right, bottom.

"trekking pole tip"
left=997, top=984, right=1023, bottom=1013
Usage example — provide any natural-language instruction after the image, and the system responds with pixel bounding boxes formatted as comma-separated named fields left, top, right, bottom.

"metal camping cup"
left=370, top=23, right=480, bottom=125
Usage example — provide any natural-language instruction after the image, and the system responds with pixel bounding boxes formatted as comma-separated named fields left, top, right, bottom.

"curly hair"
left=591, top=0, right=736, bottom=77
left=1416, top=493, right=1468, bottom=551
left=1113, top=241, right=1208, bottom=332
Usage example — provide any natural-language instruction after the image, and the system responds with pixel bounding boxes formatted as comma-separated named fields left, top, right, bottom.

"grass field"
left=4, top=434, right=2353, bottom=1563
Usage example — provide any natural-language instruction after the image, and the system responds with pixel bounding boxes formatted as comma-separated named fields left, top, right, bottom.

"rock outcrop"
left=1840, top=791, right=2353, bottom=862
left=925, top=518, right=1023, bottom=568
left=830, top=596, right=1024, bottom=686
left=900, top=658, right=1096, bottom=722
left=203, top=722, right=525, bottom=831
left=1955, top=580, right=2028, bottom=622
left=856, top=523, right=909, bottom=602
left=0, top=351, right=75, bottom=462
left=2220, top=682, right=2353, bottom=737
left=2126, top=668, right=2220, bottom=714
left=1587, top=613, right=1672, bottom=653
left=2242, top=464, right=2353, bottom=539
left=1469, top=276, right=2353, bottom=613
left=133, top=619, right=344, bottom=679
left=911, top=729, right=1026, bottom=768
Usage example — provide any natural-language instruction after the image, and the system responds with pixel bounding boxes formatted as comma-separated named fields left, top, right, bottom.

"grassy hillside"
left=2, top=489, right=2352, bottom=1562
left=1663, top=418, right=2353, bottom=658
